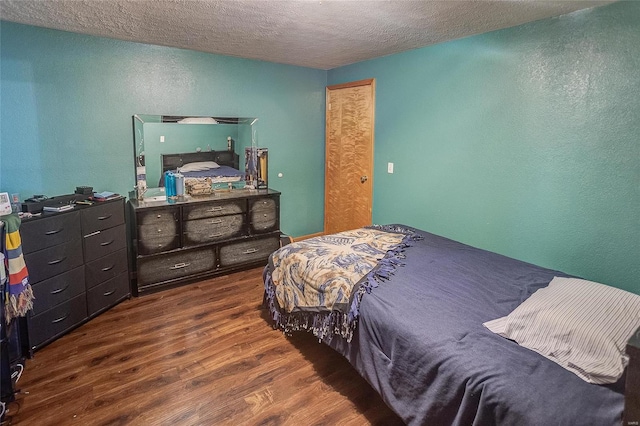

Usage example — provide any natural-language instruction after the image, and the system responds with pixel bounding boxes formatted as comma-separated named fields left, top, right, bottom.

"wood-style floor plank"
left=5, top=268, right=404, bottom=425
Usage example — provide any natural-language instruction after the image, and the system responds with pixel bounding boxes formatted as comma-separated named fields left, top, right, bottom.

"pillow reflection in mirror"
left=178, top=161, right=221, bottom=172
left=177, top=117, right=219, bottom=124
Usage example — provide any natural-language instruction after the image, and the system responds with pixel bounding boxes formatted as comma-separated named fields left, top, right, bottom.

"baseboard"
left=293, top=232, right=324, bottom=242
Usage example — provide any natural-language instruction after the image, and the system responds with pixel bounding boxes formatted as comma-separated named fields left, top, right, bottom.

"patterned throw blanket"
left=2, top=214, right=34, bottom=323
left=263, top=225, right=422, bottom=342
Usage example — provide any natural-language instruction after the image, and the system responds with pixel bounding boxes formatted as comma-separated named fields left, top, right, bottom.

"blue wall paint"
left=0, top=22, right=326, bottom=237
left=2, top=2, right=638, bottom=294
left=328, top=2, right=639, bottom=293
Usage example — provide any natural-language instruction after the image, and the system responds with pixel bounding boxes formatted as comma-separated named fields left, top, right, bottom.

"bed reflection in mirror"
left=132, top=115, right=259, bottom=201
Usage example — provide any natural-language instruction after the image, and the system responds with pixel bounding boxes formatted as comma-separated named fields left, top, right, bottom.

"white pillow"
left=177, top=117, right=218, bottom=124
left=177, top=161, right=220, bottom=172
left=484, top=276, right=640, bottom=384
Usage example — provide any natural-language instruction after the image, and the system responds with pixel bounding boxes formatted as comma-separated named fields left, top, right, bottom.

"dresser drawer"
left=25, top=239, right=83, bottom=284
left=219, top=234, right=280, bottom=267
left=183, top=200, right=245, bottom=220
left=249, top=197, right=279, bottom=233
left=28, top=294, right=87, bottom=350
left=136, top=207, right=179, bottom=226
left=183, top=214, right=245, bottom=246
left=30, top=267, right=85, bottom=316
left=138, top=223, right=180, bottom=255
left=85, top=248, right=128, bottom=289
left=137, top=247, right=216, bottom=287
left=87, top=272, right=129, bottom=316
left=83, top=224, right=127, bottom=263
left=81, top=200, right=125, bottom=235
left=21, top=211, right=81, bottom=254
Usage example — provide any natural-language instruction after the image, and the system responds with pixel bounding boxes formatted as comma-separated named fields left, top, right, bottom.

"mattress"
left=264, top=226, right=625, bottom=425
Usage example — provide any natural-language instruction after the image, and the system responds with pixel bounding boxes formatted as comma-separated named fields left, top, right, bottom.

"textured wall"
left=328, top=2, right=639, bottom=293
left=0, top=22, right=326, bottom=237
left=2, top=3, right=638, bottom=293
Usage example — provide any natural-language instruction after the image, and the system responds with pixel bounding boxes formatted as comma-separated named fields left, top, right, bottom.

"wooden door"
left=325, top=79, right=375, bottom=234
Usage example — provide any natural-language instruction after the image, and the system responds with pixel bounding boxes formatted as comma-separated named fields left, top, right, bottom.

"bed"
left=263, top=225, right=638, bottom=425
left=159, top=150, right=243, bottom=188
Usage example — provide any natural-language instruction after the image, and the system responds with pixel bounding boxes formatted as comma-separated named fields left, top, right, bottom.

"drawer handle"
left=50, top=284, right=69, bottom=295
left=85, top=231, right=101, bottom=238
left=208, top=219, right=223, bottom=224
left=52, top=313, right=70, bottom=324
left=243, top=248, right=258, bottom=254
left=98, top=214, right=112, bottom=221
left=207, top=207, right=224, bottom=212
left=103, top=289, right=116, bottom=297
left=208, top=233, right=224, bottom=238
left=100, top=239, right=114, bottom=247
left=101, top=265, right=115, bottom=272
left=47, top=257, right=66, bottom=265
left=170, top=262, right=191, bottom=270
left=45, top=228, right=62, bottom=235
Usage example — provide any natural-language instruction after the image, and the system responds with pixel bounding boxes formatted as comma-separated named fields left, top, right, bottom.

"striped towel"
left=2, top=214, right=34, bottom=323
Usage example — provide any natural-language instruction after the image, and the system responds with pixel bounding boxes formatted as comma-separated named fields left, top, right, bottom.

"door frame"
left=324, top=78, right=376, bottom=234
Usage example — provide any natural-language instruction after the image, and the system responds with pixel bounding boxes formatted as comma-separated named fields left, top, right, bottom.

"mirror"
left=133, top=114, right=259, bottom=200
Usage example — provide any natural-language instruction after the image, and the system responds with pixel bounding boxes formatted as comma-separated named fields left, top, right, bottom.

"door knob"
left=360, top=175, right=368, bottom=183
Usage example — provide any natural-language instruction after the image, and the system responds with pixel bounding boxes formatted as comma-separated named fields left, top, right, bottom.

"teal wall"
left=0, top=21, right=326, bottom=237
left=2, top=2, right=638, bottom=294
left=328, top=1, right=639, bottom=293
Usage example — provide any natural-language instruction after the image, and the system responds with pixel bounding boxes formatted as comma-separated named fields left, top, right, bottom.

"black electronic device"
left=75, top=186, right=93, bottom=195
left=24, top=195, right=47, bottom=203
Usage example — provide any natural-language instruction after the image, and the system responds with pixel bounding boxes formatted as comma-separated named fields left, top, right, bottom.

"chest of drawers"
left=129, top=190, right=280, bottom=295
left=20, top=198, right=130, bottom=353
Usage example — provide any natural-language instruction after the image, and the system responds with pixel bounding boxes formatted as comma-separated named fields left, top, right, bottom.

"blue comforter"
left=315, top=228, right=626, bottom=425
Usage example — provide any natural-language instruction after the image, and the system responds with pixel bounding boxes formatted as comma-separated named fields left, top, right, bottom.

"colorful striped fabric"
left=2, top=214, right=34, bottom=322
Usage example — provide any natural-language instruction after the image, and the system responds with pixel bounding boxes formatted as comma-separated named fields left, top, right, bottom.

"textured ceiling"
left=0, top=0, right=616, bottom=70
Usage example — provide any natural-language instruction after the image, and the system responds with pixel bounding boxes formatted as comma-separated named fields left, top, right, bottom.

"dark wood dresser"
left=20, top=198, right=130, bottom=354
left=128, top=189, right=280, bottom=295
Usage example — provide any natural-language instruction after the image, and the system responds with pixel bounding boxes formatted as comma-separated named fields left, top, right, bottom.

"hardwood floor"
left=5, top=268, right=404, bottom=425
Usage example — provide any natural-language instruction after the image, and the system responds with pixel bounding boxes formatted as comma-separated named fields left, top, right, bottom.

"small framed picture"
left=0, top=192, right=12, bottom=215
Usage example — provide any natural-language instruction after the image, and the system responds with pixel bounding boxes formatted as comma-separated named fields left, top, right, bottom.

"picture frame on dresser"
left=19, top=198, right=130, bottom=355
left=128, top=189, right=281, bottom=295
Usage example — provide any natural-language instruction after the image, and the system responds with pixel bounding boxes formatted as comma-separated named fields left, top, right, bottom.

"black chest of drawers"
left=129, top=190, right=280, bottom=295
left=20, top=198, right=130, bottom=353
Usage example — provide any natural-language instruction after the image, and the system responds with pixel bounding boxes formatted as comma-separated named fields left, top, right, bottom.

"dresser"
left=20, top=198, right=130, bottom=353
left=129, top=189, right=280, bottom=295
